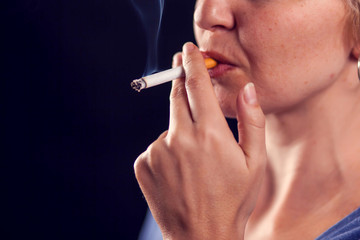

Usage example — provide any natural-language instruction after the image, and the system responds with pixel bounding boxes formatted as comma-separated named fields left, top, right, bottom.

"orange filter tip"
left=204, top=58, right=217, bottom=69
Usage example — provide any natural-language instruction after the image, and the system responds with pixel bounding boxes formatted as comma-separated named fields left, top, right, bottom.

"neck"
left=246, top=60, right=360, bottom=239
left=265, top=61, right=360, bottom=193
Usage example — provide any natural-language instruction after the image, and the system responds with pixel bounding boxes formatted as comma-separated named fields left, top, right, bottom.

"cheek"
left=240, top=3, right=349, bottom=111
left=194, top=26, right=205, bottom=47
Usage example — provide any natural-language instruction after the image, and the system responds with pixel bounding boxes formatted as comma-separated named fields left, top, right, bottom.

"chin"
left=220, top=106, right=237, bottom=119
left=213, top=85, right=238, bottom=119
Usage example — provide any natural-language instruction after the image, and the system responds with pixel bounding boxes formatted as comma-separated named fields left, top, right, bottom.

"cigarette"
left=131, top=58, right=217, bottom=92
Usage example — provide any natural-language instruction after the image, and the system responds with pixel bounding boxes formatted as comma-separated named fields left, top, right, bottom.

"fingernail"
left=244, top=83, right=258, bottom=106
left=183, top=42, right=195, bottom=54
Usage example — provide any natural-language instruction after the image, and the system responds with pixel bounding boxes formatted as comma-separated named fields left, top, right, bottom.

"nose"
left=194, top=0, right=235, bottom=31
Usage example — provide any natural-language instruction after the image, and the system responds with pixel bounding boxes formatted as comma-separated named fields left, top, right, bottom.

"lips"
left=207, top=63, right=234, bottom=78
left=201, top=51, right=236, bottom=78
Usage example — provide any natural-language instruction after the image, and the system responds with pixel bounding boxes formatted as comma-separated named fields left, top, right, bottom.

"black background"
left=3, top=0, right=197, bottom=239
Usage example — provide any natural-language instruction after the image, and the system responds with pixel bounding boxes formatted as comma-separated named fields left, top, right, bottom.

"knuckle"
left=157, top=130, right=168, bottom=140
left=166, top=131, right=191, bottom=150
left=183, top=55, right=193, bottom=67
left=166, top=133, right=180, bottom=150
left=195, top=126, right=221, bottom=147
left=165, top=131, right=198, bottom=166
left=170, top=83, right=186, bottom=101
left=185, top=75, right=202, bottom=91
left=134, top=153, right=148, bottom=180
left=145, top=143, right=163, bottom=171
left=134, top=140, right=166, bottom=178
left=247, top=111, right=266, bottom=131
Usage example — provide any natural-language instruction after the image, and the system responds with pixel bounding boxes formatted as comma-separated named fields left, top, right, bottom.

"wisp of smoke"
left=131, top=0, right=165, bottom=76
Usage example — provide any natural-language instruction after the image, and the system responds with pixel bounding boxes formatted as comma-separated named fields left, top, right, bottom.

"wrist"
left=162, top=219, right=247, bottom=240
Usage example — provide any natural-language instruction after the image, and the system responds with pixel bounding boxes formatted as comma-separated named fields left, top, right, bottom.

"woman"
left=135, top=0, right=360, bottom=239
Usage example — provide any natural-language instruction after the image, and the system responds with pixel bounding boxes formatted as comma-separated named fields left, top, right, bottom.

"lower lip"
left=208, top=63, right=234, bottom=78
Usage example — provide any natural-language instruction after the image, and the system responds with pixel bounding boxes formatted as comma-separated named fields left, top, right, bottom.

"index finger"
left=169, top=52, right=192, bottom=131
left=182, top=42, right=224, bottom=123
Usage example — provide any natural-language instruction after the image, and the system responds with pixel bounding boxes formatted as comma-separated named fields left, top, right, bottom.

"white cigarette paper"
left=131, top=58, right=217, bottom=92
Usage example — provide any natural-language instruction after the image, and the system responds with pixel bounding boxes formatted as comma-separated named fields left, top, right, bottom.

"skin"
left=135, top=0, right=360, bottom=239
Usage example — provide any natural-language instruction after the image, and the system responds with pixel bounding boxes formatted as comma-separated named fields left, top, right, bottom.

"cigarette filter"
left=131, top=58, right=217, bottom=92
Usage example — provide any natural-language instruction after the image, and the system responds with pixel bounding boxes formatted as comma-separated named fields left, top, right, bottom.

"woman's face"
left=194, top=0, right=354, bottom=117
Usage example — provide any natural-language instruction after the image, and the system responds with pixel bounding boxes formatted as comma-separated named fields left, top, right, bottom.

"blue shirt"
left=315, top=207, right=360, bottom=240
left=139, top=207, right=360, bottom=240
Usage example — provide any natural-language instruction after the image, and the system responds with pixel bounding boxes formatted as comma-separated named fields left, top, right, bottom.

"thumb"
left=236, top=83, right=266, bottom=170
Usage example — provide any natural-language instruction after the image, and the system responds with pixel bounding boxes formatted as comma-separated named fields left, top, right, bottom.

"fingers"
left=169, top=52, right=192, bottom=131
left=236, top=83, right=266, bottom=170
left=171, top=52, right=182, bottom=69
left=182, top=42, right=224, bottom=123
left=134, top=130, right=168, bottom=188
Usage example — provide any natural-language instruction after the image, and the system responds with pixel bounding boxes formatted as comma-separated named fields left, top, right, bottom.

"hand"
left=134, top=42, right=266, bottom=240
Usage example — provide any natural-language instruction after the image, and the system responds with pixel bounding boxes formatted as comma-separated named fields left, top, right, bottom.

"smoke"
left=131, top=0, right=165, bottom=75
